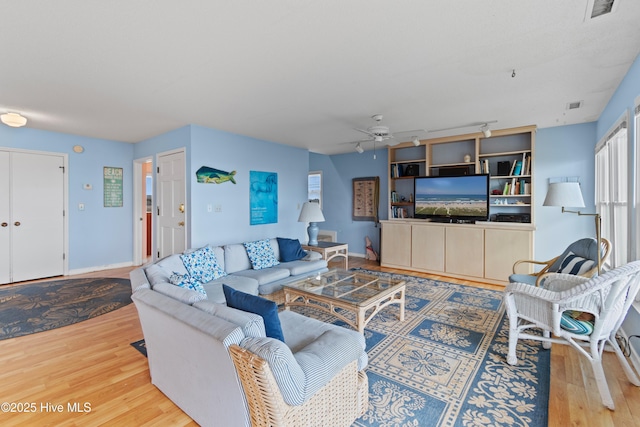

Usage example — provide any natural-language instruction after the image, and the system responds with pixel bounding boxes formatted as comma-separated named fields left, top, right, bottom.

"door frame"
left=1, top=147, right=68, bottom=278
left=133, top=156, right=153, bottom=266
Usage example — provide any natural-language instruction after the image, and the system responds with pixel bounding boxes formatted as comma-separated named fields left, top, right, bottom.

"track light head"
left=355, top=142, right=364, bottom=154
left=481, top=124, right=491, bottom=138
left=411, top=137, right=420, bottom=146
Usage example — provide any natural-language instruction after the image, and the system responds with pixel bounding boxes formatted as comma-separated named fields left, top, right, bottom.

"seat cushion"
left=232, top=267, right=291, bottom=285
left=193, top=300, right=266, bottom=338
left=223, top=285, right=285, bottom=342
left=560, top=311, right=594, bottom=335
left=508, top=273, right=538, bottom=285
left=203, top=275, right=259, bottom=304
left=279, top=259, right=328, bottom=276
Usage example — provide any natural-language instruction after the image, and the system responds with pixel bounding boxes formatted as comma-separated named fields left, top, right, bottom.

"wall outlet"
left=214, top=205, right=222, bottom=212
left=78, top=203, right=85, bottom=211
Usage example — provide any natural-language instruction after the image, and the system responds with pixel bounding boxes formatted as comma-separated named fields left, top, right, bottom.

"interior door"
left=11, top=152, right=65, bottom=282
left=157, top=150, right=186, bottom=259
left=0, top=151, right=10, bottom=283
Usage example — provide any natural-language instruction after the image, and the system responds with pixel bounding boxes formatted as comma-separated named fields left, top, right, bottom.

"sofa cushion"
left=244, top=239, right=280, bottom=270
left=156, top=253, right=188, bottom=276
left=279, top=259, right=328, bottom=276
left=153, top=282, right=207, bottom=305
left=145, top=264, right=171, bottom=287
left=277, top=237, right=306, bottom=262
left=202, top=275, right=260, bottom=304
left=223, top=284, right=285, bottom=342
left=169, top=271, right=206, bottom=295
left=302, top=251, right=323, bottom=261
left=193, top=300, right=266, bottom=338
left=232, top=267, right=291, bottom=286
left=181, top=245, right=227, bottom=282
left=224, top=243, right=253, bottom=274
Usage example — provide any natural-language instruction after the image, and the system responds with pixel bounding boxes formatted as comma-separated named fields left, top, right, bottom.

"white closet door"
left=11, top=152, right=65, bottom=282
left=0, top=151, right=10, bottom=284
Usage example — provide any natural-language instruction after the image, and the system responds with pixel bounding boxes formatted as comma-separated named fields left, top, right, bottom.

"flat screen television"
left=413, top=174, right=489, bottom=222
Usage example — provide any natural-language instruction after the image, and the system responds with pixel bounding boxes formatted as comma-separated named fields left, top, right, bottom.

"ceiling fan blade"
left=354, top=127, right=374, bottom=137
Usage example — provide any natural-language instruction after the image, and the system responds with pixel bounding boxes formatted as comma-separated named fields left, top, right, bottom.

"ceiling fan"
left=347, top=115, right=426, bottom=150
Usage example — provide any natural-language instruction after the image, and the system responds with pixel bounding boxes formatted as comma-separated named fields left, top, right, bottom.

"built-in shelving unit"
left=383, top=125, right=537, bottom=285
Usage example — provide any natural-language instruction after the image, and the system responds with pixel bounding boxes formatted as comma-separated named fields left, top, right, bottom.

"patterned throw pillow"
left=180, top=245, right=227, bottom=283
left=244, top=239, right=280, bottom=270
left=169, top=271, right=206, bottom=295
left=560, top=311, right=594, bottom=335
left=558, top=252, right=595, bottom=275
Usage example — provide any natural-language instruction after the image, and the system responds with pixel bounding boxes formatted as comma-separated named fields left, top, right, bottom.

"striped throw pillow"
left=558, top=252, right=595, bottom=275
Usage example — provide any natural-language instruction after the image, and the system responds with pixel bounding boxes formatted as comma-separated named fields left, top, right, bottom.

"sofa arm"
left=130, top=267, right=151, bottom=293
left=240, top=329, right=363, bottom=406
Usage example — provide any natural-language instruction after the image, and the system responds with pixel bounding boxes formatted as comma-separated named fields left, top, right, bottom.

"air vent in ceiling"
left=567, top=101, right=583, bottom=110
left=586, top=0, right=618, bottom=20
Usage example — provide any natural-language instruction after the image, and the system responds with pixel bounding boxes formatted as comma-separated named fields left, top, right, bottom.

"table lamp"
left=543, top=181, right=602, bottom=273
left=298, top=202, right=325, bottom=245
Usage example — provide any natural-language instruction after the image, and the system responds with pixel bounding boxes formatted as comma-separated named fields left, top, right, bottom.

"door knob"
left=178, top=221, right=185, bottom=226
left=1, top=222, right=7, bottom=227
left=14, top=221, right=21, bottom=226
left=179, top=203, right=185, bottom=213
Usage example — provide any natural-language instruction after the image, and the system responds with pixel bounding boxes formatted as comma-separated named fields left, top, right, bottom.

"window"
left=595, top=115, right=628, bottom=268
left=308, top=171, right=322, bottom=208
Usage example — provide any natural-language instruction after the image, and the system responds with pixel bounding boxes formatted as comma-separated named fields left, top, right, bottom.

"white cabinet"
left=445, top=226, right=484, bottom=278
left=411, top=224, right=445, bottom=272
left=380, top=222, right=412, bottom=268
left=381, top=220, right=534, bottom=285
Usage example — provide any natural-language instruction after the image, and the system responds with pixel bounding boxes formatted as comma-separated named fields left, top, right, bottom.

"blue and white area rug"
left=294, top=269, right=550, bottom=427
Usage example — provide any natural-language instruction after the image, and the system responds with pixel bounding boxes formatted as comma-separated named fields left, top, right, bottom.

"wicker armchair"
left=229, top=344, right=368, bottom=427
left=509, top=237, right=610, bottom=287
left=504, top=260, right=640, bottom=410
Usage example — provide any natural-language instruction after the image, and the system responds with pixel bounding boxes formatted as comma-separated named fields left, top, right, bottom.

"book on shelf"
left=513, top=160, right=522, bottom=176
left=503, top=181, right=510, bottom=195
left=482, top=159, right=490, bottom=174
left=510, top=177, right=516, bottom=195
left=519, top=179, right=526, bottom=194
left=524, top=182, right=531, bottom=195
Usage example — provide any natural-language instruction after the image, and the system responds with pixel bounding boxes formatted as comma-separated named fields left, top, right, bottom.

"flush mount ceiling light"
left=355, top=142, right=364, bottom=154
left=481, top=123, right=492, bottom=138
left=412, top=137, right=420, bottom=146
left=1, top=112, right=27, bottom=128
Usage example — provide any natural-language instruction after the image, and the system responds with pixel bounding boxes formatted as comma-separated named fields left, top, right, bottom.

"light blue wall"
left=0, top=126, right=134, bottom=271
left=310, top=149, right=388, bottom=256
left=189, top=125, right=309, bottom=247
left=534, top=123, right=598, bottom=261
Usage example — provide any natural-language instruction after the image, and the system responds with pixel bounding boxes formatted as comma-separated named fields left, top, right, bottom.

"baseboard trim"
left=68, top=261, right=134, bottom=277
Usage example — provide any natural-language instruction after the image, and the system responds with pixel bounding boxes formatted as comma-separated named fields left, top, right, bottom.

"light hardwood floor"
left=1, top=258, right=639, bottom=426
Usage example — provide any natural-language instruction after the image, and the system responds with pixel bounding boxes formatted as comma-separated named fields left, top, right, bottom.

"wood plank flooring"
left=1, top=258, right=639, bottom=426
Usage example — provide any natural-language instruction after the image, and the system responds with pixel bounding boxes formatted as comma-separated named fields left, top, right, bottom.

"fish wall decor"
left=196, top=166, right=237, bottom=184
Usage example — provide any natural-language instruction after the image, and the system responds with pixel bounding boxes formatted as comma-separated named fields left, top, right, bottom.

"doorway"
left=133, top=157, right=153, bottom=266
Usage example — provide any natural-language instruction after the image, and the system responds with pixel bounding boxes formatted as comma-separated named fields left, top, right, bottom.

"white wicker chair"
left=505, top=260, right=640, bottom=410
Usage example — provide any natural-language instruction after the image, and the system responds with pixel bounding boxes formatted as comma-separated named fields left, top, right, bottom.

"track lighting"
left=411, top=137, right=420, bottom=146
left=355, top=143, right=364, bottom=154
left=1, top=112, right=27, bottom=128
left=481, top=124, right=491, bottom=138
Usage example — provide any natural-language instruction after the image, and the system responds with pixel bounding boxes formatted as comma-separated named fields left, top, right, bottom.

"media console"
left=380, top=220, right=534, bottom=285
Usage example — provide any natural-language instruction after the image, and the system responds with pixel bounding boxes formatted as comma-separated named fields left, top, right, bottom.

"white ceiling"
left=2, top=1, right=640, bottom=155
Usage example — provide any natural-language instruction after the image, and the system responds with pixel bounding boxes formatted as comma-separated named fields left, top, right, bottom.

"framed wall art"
left=352, top=176, right=379, bottom=222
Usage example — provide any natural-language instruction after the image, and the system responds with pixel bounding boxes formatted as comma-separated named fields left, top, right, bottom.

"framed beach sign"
left=103, top=166, right=123, bottom=207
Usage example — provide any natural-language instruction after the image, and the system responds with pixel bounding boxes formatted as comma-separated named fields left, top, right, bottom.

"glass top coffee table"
left=283, top=269, right=406, bottom=333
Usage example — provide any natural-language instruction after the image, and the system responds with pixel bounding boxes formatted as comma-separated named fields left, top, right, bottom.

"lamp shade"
left=298, top=202, right=325, bottom=223
left=543, top=182, right=586, bottom=208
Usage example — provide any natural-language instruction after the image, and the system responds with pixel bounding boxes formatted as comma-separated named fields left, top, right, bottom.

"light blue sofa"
left=132, top=238, right=329, bottom=303
left=130, top=253, right=368, bottom=426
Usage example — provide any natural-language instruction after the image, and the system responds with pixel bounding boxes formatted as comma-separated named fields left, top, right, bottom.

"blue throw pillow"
left=277, top=237, right=306, bottom=262
left=222, top=284, right=285, bottom=342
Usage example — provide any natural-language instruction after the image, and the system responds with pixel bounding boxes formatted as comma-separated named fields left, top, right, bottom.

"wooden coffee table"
left=283, top=269, right=405, bottom=333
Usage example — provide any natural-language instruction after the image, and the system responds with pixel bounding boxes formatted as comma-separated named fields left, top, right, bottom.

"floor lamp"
left=543, top=181, right=602, bottom=274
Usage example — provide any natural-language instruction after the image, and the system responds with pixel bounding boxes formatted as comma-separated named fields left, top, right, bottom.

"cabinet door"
left=484, top=228, right=533, bottom=282
left=381, top=222, right=412, bottom=267
left=412, top=224, right=445, bottom=272
left=0, top=151, right=9, bottom=284
left=445, top=226, right=484, bottom=277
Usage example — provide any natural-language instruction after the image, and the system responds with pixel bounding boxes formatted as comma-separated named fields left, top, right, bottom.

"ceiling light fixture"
left=481, top=124, right=492, bottom=138
left=1, top=112, right=27, bottom=128
left=412, top=137, right=420, bottom=146
left=355, top=143, right=364, bottom=154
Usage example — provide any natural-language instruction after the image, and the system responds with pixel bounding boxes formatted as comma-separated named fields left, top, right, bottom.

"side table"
left=302, top=241, right=349, bottom=270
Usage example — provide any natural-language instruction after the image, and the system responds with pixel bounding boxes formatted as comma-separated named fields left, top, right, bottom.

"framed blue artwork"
left=250, top=171, right=278, bottom=225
